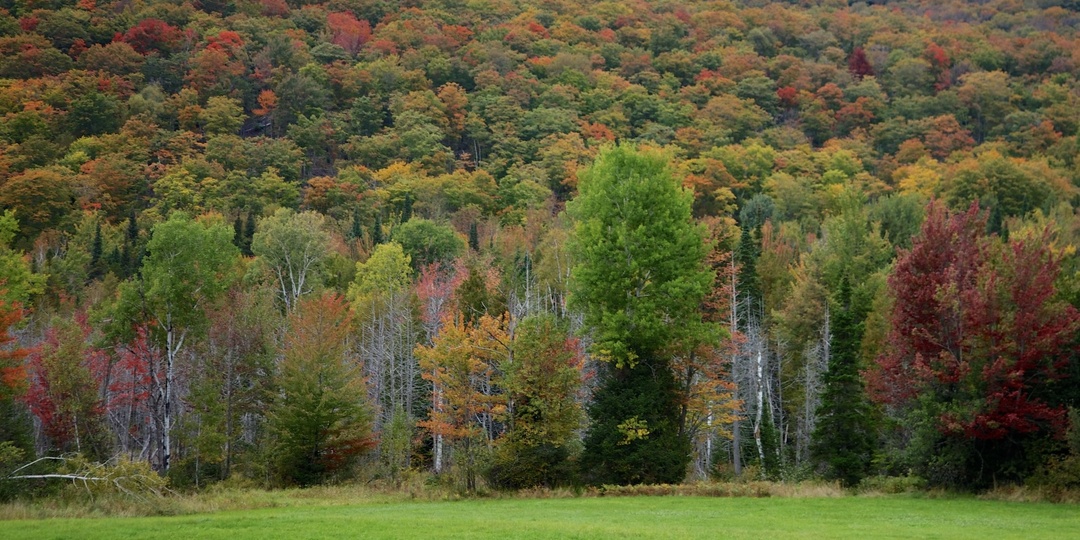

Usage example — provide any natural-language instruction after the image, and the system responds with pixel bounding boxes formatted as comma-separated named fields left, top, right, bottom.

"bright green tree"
left=114, top=212, right=239, bottom=471
left=252, top=209, right=331, bottom=312
left=568, top=144, right=712, bottom=485
left=0, top=211, right=45, bottom=305
left=391, top=218, right=464, bottom=272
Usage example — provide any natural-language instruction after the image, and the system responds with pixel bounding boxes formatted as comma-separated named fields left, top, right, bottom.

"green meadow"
left=2, top=495, right=1077, bottom=539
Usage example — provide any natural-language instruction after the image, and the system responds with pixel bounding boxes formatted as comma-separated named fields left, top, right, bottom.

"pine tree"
left=242, top=213, right=256, bottom=256
left=89, top=221, right=103, bottom=280
left=580, top=360, right=691, bottom=485
left=232, top=214, right=244, bottom=250
left=372, top=214, right=384, bottom=246
left=122, top=210, right=140, bottom=276
left=468, top=222, right=480, bottom=252
left=401, top=193, right=413, bottom=222
left=735, top=225, right=761, bottom=326
left=350, top=210, right=364, bottom=241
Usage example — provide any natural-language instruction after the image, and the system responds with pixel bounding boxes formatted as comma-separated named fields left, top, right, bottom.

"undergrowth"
left=1, top=476, right=1075, bottom=520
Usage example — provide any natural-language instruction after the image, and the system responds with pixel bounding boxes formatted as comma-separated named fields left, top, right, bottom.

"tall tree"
left=176, top=288, right=276, bottom=486
left=269, top=293, right=372, bottom=486
left=810, top=279, right=876, bottom=487
left=114, top=213, right=239, bottom=471
left=0, top=299, right=32, bottom=464
left=26, top=315, right=110, bottom=459
left=348, top=242, right=419, bottom=432
left=491, top=314, right=584, bottom=489
left=416, top=313, right=509, bottom=492
left=568, top=144, right=712, bottom=484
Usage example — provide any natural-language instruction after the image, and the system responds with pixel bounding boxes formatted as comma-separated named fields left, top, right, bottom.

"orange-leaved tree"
left=416, top=312, right=509, bottom=492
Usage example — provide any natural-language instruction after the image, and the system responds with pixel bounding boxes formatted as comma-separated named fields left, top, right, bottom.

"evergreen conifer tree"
left=810, top=279, right=876, bottom=486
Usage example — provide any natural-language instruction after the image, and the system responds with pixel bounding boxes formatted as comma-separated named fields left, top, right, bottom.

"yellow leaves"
left=617, top=416, right=649, bottom=445
left=415, top=312, right=510, bottom=443
left=895, top=161, right=943, bottom=199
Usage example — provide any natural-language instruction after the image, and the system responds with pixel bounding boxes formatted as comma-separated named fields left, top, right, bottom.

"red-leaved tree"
left=869, top=201, right=1079, bottom=486
left=25, top=314, right=110, bottom=457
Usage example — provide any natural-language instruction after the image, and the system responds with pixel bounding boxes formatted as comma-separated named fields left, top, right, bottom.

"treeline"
left=1, top=0, right=1080, bottom=494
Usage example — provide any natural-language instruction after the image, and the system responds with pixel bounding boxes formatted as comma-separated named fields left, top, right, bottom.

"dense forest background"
left=2, top=0, right=1080, bottom=495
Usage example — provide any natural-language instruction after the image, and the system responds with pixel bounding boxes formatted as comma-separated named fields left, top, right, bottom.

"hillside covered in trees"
left=2, top=0, right=1080, bottom=495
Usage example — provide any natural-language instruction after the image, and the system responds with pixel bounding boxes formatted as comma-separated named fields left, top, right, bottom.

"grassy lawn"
left=1, top=495, right=1077, bottom=539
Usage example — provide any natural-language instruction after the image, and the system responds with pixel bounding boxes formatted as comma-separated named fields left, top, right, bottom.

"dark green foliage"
left=89, top=221, right=103, bottom=280
left=67, top=93, right=122, bottom=137
left=490, top=443, right=576, bottom=490
left=391, top=218, right=463, bottom=272
left=232, top=214, right=243, bottom=251
left=735, top=226, right=761, bottom=324
left=371, top=214, right=384, bottom=246
left=468, top=222, right=479, bottom=252
left=242, top=213, right=256, bottom=257
left=350, top=211, right=364, bottom=241
left=811, top=281, right=876, bottom=487
left=456, top=263, right=504, bottom=326
left=580, top=361, right=691, bottom=485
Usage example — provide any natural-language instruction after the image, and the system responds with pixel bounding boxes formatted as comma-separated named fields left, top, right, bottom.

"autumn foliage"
left=870, top=202, right=1080, bottom=485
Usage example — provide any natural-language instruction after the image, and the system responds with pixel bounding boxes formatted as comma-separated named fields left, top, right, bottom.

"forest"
left=1, top=0, right=1080, bottom=498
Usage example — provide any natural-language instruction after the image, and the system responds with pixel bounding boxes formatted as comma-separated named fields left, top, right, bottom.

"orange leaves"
left=327, top=12, right=372, bottom=56
left=205, top=31, right=244, bottom=54
left=283, top=293, right=352, bottom=367
left=416, top=313, right=509, bottom=444
left=253, top=89, right=277, bottom=116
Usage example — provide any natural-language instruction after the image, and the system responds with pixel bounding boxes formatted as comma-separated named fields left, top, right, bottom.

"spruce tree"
left=468, top=222, right=480, bottom=252
left=242, top=213, right=256, bottom=256
left=350, top=210, right=364, bottom=241
left=89, top=221, right=103, bottom=280
left=372, top=214, right=384, bottom=245
left=810, top=279, right=875, bottom=487
left=233, top=214, right=244, bottom=250
left=735, top=225, right=761, bottom=325
left=580, top=359, right=692, bottom=485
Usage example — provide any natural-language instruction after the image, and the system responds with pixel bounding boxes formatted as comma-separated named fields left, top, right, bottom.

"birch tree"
left=114, top=213, right=238, bottom=471
left=252, top=209, right=331, bottom=312
left=348, top=243, right=419, bottom=432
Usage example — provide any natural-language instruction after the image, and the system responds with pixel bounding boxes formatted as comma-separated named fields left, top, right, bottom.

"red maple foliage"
left=0, top=298, right=28, bottom=402
left=25, top=313, right=109, bottom=451
left=327, top=12, right=372, bottom=56
left=118, top=19, right=182, bottom=55
left=847, top=47, right=874, bottom=79
left=869, top=202, right=1079, bottom=441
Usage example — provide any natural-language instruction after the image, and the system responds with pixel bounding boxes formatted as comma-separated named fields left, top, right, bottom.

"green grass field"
left=1, top=495, right=1077, bottom=539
